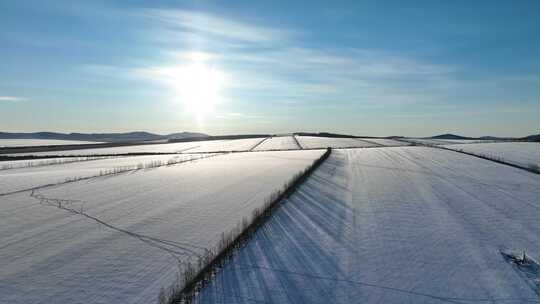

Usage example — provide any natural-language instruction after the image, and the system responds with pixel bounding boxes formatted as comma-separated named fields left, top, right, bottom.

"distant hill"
left=294, top=132, right=375, bottom=138
left=429, top=133, right=540, bottom=142
left=428, top=134, right=473, bottom=140
left=0, top=131, right=208, bottom=142
left=3, top=131, right=538, bottom=143
left=521, top=134, right=540, bottom=142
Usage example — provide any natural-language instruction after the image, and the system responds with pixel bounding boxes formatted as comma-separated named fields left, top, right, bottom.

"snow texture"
left=196, top=147, right=540, bottom=303
left=356, top=138, right=411, bottom=147
left=0, top=154, right=215, bottom=195
left=5, top=141, right=201, bottom=157
left=0, top=156, right=117, bottom=171
left=187, top=138, right=266, bottom=153
left=403, top=138, right=501, bottom=146
left=0, top=150, right=324, bottom=304
left=253, top=136, right=300, bottom=151
left=0, top=139, right=103, bottom=147
left=435, top=139, right=500, bottom=144
left=296, top=136, right=378, bottom=149
left=447, top=142, right=540, bottom=168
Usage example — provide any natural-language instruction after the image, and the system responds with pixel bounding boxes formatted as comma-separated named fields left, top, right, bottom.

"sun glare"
left=170, top=60, right=226, bottom=119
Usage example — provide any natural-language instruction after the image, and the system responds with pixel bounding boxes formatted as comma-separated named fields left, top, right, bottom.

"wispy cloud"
left=84, top=8, right=463, bottom=111
left=214, top=112, right=262, bottom=120
left=0, top=96, right=27, bottom=102
left=140, top=9, right=290, bottom=43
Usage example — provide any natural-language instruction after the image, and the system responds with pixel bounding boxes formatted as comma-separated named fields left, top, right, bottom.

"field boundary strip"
left=161, top=148, right=332, bottom=304
left=248, top=137, right=270, bottom=151
left=291, top=135, right=303, bottom=149
left=354, top=138, right=384, bottom=147
left=396, top=138, right=540, bottom=175
left=0, top=153, right=224, bottom=197
left=437, top=145, right=540, bottom=174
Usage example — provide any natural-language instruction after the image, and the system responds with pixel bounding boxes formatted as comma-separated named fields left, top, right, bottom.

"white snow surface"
left=196, top=147, right=540, bottom=303
left=0, top=154, right=214, bottom=195
left=0, top=156, right=117, bottom=170
left=401, top=138, right=449, bottom=145
left=0, top=150, right=324, bottom=304
left=0, top=139, right=103, bottom=147
left=403, top=138, right=502, bottom=145
left=296, top=136, right=378, bottom=149
left=187, top=138, right=265, bottom=153
left=435, top=139, right=501, bottom=144
left=447, top=142, right=540, bottom=168
left=5, top=138, right=265, bottom=157
left=357, top=138, right=411, bottom=146
left=5, top=141, right=200, bottom=157
left=253, top=136, right=300, bottom=151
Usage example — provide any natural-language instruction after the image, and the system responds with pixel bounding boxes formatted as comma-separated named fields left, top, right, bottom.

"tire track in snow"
left=28, top=190, right=208, bottom=263
left=232, top=263, right=540, bottom=304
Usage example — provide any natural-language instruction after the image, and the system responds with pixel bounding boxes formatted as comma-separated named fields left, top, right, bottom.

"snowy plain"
left=4, top=138, right=266, bottom=157
left=0, top=139, right=103, bottom=147
left=446, top=142, right=540, bottom=168
left=3, top=141, right=201, bottom=157
left=435, top=139, right=501, bottom=144
left=0, top=150, right=324, bottom=304
left=402, top=138, right=502, bottom=146
left=0, top=154, right=215, bottom=195
left=253, top=136, right=300, bottom=151
left=0, top=156, right=116, bottom=170
left=196, top=147, right=540, bottom=303
left=187, top=137, right=266, bottom=153
left=356, top=138, right=411, bottom=147
left=296, top=136, right=378, bottom=149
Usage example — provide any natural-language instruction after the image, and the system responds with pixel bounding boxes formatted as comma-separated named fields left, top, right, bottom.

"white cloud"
left=0, top=96, right=27, bottom=102
left=141, top=9, right=289, bottom=43
left=86, top=8, right=462, bottom=109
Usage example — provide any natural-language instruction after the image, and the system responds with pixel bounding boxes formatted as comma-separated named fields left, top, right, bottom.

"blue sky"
left=1, top=0, right=539, bottom=137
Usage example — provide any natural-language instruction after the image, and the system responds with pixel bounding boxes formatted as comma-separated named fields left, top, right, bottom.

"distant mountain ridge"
left=2, top=131, right=539, bottom=142
left=429, top=134, right=473, bottom=140
left=522, top=134, right=540, bottom=142
left=0, top=131, right=208, bottom=142
left=428, top=133, right=540, bottom=142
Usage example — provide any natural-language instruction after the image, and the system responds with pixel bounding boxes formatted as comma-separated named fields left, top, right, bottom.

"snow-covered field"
left=196, top=147, right=540, bottom=303
left=357, top=138, right=411, bottom=146
left=0, top=154, right=215, bottom=195
left=402, top=138, right=502, bottom=145
left=447, top=142, right=540, bottom=168
left=3, top=138, right=539, bottom=304
left=296, top=136, right=378, bottom=149
left=401, top=138, right=449, bottom=145
left=3, top=138, right=265, bottom=157
left=436, top=139, right=500, bottom=144
left=4, top=141, right=201, bottom=157
left=3, top=137, right=413, bottom=157
left=0, top=139, right=102, bottom=147
left=187, top=138, right=265, bottom=153
left=0, top=150, right=324, bottom=304
left=0, top=156, right=116, bottom=170
left=253, top=136, right=300, bottom=151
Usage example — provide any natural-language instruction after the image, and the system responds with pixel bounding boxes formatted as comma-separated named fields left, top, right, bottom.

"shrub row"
left=0, top=156, right=111, bottom=170
left=160, top=148, right=332, bottom=304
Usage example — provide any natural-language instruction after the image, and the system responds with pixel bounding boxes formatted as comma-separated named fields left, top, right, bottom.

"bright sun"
left=170, top=61, right=226, bottom=119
